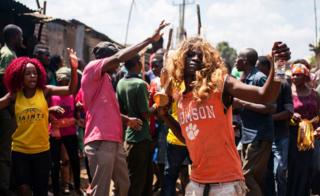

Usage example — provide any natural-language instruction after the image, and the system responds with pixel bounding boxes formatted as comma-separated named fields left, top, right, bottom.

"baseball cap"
left=93, top=41, right=119, bottom=59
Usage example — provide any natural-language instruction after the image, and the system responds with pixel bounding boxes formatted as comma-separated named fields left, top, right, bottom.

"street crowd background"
left=1, top=1, right=320, bottom=196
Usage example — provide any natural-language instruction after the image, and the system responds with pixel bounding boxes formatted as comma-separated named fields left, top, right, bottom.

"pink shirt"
left=49, top=95, right=76, bottom=137
left=81, top=59, right=122, bottom=144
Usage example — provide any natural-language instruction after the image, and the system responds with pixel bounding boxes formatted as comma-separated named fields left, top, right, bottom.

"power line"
left=315, top=0, right=318, bottom=46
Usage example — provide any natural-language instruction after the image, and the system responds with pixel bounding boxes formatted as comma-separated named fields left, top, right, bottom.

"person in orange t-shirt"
left=158, top=37, right=290, bottom=196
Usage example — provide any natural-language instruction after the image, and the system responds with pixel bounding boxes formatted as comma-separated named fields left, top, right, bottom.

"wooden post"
left=37, top=1, right=47, bottom=42
left=164, top=28, right=173, bottom=69
left=36, top=0, right=41, bottom=9
left=166, top=28, right=173, bottom=54
left=140, top=47, right=147, bottom=81
left=197, top=4, right=202, bottom=36
left=43, top=1, right=47, bottom=14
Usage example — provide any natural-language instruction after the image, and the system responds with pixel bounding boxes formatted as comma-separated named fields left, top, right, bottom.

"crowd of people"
left=0, top=20, right=319, bottom=196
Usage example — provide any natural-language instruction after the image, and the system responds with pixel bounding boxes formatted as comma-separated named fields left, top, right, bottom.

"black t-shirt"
left=0, top=74, right=6, bottom=97
left=274, top=81, right=293, bottom=139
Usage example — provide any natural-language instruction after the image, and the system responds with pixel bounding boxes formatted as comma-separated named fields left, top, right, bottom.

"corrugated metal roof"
left=0, top=0, right=35, bottom=13
left=21, top=12, right=53, bottom=22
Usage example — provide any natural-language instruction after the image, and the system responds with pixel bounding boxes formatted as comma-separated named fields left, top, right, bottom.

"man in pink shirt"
left=81, top=21, right=168, bottom=196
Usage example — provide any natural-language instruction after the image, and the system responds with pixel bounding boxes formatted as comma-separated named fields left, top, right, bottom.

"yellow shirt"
left=166, top=81, right=186, bottom=146
left=13, top=89, right=49, bottom=154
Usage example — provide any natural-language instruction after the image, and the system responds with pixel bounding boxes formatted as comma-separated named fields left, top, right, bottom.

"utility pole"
left=196, top=4, right=201, bottom=36
left=124, top=0, right=135, bottom=46
left=315, top=0, right=318, bottom=47
left=173, top=0, right=194, bottom=43
left=35, top=0, right=47, bottom=41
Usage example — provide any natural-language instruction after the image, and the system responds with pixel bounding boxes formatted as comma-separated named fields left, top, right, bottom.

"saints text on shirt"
left=178, top=103, right=216, bottom=125
left=17, top=108, right=45, bottom=124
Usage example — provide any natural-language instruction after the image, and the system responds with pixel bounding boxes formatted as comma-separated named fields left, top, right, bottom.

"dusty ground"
left=48, top=159, right=184, bottom=196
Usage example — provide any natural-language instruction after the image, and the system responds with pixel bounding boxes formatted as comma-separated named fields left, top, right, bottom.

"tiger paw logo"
left=186, top=123, right=199, bottom=140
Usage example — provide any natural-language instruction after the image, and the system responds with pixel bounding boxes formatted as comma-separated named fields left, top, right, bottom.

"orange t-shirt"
left=177, top=91, right=244, bottom=183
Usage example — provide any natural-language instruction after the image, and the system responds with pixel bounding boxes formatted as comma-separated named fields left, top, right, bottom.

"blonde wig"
left=167, top=37, right=228, bottom=102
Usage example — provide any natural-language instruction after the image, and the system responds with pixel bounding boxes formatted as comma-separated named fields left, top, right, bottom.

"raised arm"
left=233, top=98, right=277, bottom=114
left=45, top=48, right=79, bottom=96
left=101, top=20, right=169, bottom=73
left=225, top=73, right=280, bottom=104
left=226, top=42, right=290, bottom=104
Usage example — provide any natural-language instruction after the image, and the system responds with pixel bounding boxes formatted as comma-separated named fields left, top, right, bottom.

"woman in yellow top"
left=0, top=48, right=78, bottom=196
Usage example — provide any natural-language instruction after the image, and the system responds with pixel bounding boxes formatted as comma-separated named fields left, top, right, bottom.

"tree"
left=216, top=41, right=237, bottom=69
left=309, top=42, right=320, bottom=69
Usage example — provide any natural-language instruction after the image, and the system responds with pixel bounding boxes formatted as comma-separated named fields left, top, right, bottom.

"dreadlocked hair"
left=167, top=37, right=228, bottom=102
left=4, top=57, right=47, bottom=93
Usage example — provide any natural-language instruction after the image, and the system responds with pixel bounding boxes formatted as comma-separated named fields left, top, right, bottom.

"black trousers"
left=12, top=150, right=51, bottom=196
left=50, top=135, right=80, bottom=194
left=125, top=140, right=153, bottom=196
left=0, top=109, right=16, bottom=196
left=287, top=126, right=313, bottom=196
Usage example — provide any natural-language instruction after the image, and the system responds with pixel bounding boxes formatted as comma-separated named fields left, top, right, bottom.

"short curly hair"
left=4, top=57, right=47, bottom=93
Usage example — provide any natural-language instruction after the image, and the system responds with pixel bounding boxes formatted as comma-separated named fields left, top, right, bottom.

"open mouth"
left=188, top=61, right=200, bottom=70
left=29, top=80, right=37, bottom=85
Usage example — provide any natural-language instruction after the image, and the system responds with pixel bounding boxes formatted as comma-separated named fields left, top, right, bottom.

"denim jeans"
left=265, top=137, right=289, bottom=196
left=273, top=138, right=289, bottom=196
left=161, top=143, right=188, bottom=196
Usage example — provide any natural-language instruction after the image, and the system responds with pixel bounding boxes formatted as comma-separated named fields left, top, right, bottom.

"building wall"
left=74, top=25, right=85, bottom=61
left=35, top=20, right=119, bottom=66
left=84, top=34, right=102, bottom=62
left=35, top=22, right=86, bottom=65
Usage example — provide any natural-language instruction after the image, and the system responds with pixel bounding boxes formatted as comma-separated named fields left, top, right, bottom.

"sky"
left=17, top=0, right=317, bottom=60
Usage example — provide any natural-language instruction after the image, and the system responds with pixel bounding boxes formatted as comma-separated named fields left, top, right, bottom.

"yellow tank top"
left=166, top=100, right=185, bottom=146
left=166, top=82, right=186, bottom=146
left=13, top=89, right=49, bottom=154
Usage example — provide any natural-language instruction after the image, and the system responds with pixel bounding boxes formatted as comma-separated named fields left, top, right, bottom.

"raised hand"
left=151, top=20, right=170, bottom=42
left=67, top=48, right=78, bottom=69
left=272, top=41, right=291, bottom=61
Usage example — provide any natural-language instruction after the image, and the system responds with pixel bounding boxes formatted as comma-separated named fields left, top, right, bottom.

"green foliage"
left=216, top=41, right=237, bottom=67
left=309, top=56, right=316, bottom=67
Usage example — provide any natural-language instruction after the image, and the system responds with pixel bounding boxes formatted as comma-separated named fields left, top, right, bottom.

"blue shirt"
left=240, top=67, right=274, bottom=144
